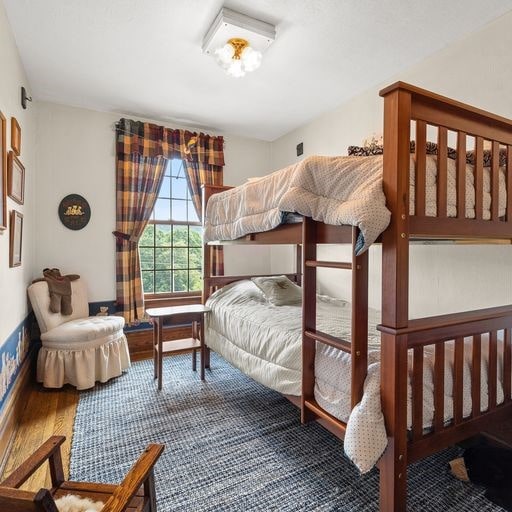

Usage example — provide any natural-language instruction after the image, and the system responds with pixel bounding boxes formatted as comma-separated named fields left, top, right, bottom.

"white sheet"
left=205, top=280, right=510, bottom=474
left=206, top=280, right=380, bottom=396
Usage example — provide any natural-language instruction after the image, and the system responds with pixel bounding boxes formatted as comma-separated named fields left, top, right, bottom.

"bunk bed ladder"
left=301, top=218, right=369, bottom=429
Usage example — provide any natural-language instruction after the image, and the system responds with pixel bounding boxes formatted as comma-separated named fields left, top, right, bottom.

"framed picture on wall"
left=0, top=111, right=6, bottom=231
left=9, top=210, right=23, bottom=267
left=11, top=117, right=21, bottom=156
left=7, top=151, right=24, bottom=205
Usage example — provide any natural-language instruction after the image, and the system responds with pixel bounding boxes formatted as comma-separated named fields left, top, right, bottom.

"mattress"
left=205, top=280, right=510, bottom=473
left=205, top=279, right=381, bottom=397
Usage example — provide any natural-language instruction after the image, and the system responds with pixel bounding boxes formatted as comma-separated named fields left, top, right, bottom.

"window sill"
left=144, top=294, right=202, bottom=309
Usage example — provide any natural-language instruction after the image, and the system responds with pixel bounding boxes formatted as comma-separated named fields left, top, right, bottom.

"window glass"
left=139, top=159, right=202, bottom=294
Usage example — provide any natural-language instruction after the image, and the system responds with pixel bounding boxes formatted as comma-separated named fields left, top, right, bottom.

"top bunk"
left=202, top=82, right=512, bottom=248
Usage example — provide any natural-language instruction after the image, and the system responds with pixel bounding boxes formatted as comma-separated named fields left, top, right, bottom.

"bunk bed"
left=201, top=82, right=512, bottom=511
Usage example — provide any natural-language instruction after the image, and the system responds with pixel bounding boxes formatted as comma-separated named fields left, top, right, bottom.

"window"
left=139, top=159, right=202, bottom=295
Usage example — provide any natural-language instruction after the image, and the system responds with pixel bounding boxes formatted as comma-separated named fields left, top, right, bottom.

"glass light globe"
left=214, top=44, right=235, bottom=67
left=241, top=47, right=262, bottom=72
left=227, top=59, right=245, bottom=78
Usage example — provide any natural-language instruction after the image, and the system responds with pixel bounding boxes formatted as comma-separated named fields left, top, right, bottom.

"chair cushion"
left=41, top=316, right=125, bottom=349
left=28, top=279, right=89, bottom=333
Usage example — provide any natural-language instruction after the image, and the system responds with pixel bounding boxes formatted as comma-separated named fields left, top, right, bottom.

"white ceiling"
left=4, top=0, right=512, bottom=141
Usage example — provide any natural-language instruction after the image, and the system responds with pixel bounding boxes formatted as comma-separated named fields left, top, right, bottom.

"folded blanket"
left=204, top=155, right=391, bottom=254
left=279, top=155, right=391, bottom=253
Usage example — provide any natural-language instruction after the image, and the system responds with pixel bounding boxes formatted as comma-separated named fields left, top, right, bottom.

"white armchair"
left=28, top=279, right=130, bottom=390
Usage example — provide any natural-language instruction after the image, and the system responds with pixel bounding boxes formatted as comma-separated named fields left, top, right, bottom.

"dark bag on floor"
left=464, top=443, right=512, bottom=511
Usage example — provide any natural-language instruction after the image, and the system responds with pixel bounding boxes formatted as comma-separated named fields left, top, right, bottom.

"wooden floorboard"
left=1, top=354, right=154, bottom=492
left=1, top=383, right=79, bottom=491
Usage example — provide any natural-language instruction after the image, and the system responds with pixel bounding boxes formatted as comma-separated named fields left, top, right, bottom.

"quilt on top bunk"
left=205, top=280, right=510, bottom=474
left=204, top=154, right=508, bottom=254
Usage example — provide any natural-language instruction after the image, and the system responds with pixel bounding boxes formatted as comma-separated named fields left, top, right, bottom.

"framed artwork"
left=0, top=112, right=6, bottom=231
left=11, top=117, right=21, bottom=156
left=9, top=210, right=23, bottom=267
left=7, top=151, right=24, bottom=205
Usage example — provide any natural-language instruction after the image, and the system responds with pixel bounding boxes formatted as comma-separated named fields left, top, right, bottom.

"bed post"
left=378, top=84, right=411, bottom=512
left=301, top=217, right=317, bottom=423
left=202, top=185, right=213, bottom=305
left=351, top=227, right=369, bottom=408
left=295, top=244, right=302, bottom=286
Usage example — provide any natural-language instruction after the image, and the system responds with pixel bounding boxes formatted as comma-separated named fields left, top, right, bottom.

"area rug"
left=70, top=354, right=501, bottom=511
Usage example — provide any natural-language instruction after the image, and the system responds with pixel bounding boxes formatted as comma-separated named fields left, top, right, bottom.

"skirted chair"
left=28, top=279, right=130, bottom=390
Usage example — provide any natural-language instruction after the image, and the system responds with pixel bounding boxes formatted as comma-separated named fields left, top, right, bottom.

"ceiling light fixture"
left=203, top=8, right=275, bottom=78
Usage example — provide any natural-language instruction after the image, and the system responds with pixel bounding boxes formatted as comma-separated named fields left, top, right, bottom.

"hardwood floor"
left=1, top=383, right=78, bottom=491
left=1, top=352, right=151, bottom=491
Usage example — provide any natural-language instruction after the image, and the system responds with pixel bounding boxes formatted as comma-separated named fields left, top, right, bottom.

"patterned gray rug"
left=70, top=354, right=501, bottom=511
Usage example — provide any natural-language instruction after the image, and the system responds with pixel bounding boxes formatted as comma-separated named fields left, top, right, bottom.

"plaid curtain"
left=115, top=119, right=225, bottom=321
left=114, top=153, right=166, bottom=324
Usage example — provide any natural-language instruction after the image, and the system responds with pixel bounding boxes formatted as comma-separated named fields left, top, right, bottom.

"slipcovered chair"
left=28, top=279, right=130, bottom=389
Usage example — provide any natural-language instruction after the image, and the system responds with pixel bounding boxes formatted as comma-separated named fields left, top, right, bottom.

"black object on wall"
left=21, top=87, right=32, bottom=110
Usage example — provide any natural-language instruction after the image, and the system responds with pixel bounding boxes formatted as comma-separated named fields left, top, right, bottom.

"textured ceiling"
left=4, top=0, right=512, bottom=140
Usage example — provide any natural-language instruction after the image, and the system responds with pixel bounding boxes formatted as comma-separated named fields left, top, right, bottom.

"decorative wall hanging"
left=58, top=194, right=91, bottom=230
left=7, top=151, right=24, bottom=205
left=11, top=117, right=21, bottom=156
left=9, top=210, right=23, bottom=267
left=0, top=112, right=6, bottom=231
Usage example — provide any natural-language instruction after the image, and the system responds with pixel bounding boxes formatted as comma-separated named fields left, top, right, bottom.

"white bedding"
left=204, top=155, right=391, bottom=254
left=204, top=154, right=507, bottom=254
left=206, top=280, right=509, bottom=473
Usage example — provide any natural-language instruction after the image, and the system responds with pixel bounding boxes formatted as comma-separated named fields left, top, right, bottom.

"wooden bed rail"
left=379, top=82, right=512, bottom=511
left=381, top=81, right=512, bottom=242
left=378, top=305, right=512, bottom=449
left=409, top=322, right=512, bottom=462
left=378, top=305, right=512, bottom=344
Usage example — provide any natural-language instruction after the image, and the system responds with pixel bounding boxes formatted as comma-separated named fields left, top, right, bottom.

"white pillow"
left=251, top=275, right=302, bottom=306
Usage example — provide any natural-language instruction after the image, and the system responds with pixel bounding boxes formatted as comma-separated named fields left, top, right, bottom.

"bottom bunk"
left=204, top=278, right=512, bottom=473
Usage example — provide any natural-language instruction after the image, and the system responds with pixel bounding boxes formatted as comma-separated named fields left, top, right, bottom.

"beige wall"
left=35, top=102, right=272, bottom=301
left=0, top=1, right=37, bottom=344
left=270, top=12, right=512, bottom=318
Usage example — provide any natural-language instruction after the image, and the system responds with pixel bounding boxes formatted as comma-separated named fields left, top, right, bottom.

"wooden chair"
left=0, top=436, right=164, bottom=511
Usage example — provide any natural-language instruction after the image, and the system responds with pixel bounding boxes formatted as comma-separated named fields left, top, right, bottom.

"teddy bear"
left=33, top=268, right=80, bottom=315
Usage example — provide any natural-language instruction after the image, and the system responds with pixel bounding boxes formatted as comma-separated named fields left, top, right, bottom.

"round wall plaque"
left=58, top=194, right=91, bottom=230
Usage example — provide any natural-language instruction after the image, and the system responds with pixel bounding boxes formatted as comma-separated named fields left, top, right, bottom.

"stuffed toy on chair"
left=32, top=268, right=80, bottom=315
left=55, top=494, right=104, bottom=512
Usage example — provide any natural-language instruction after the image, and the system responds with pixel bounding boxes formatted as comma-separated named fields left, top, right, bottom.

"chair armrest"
left=102, top=444, right=164, bottom=512
left=0, top=486, right=59, bottom=511
left=1, top=436, right=66, bottom=489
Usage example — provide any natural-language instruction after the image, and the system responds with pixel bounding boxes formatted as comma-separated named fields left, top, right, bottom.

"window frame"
left=140, top=160, right=202, bottom=303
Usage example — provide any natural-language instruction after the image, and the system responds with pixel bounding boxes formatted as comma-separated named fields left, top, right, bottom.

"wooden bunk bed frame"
left=202, top=82, right=512, bottom=511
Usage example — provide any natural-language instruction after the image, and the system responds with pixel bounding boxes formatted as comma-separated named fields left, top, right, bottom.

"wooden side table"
left=146, top=304, right=211, bottom=390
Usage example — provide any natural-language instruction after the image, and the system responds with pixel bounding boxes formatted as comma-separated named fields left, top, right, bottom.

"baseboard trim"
left=0, top=351, right=35, bottom=476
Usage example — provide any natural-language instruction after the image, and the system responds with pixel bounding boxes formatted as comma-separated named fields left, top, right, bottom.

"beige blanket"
left=204, top=153, right=507, bottom=254
left=204, top=155, right=391, bottom=254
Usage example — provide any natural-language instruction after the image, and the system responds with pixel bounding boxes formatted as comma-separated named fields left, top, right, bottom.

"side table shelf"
left=146, top=305, right=211, bottom=390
